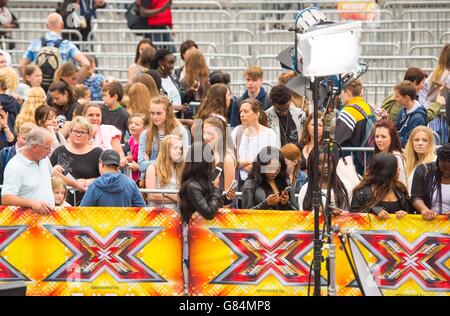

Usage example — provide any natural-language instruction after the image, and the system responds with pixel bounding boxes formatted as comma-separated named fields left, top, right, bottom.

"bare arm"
left=412, top=198, right=437, bottom=220
left=74, top=53, right=91, bottom=83
left=145, top=164, right=178, bottom=202
left=139, top=0, right=172, bottom=17
left=2, top=127, right=14, bottom=143
left=2, top=195, right=52, bottom=214
left=111, top=137, right=125, bottom=159
left=128, top=64, right=137, bottom=84
left=223, top=155, right=237, bottom=191
left=239, top=161, right=253, bottom=173
left=18, top=58, right=31, bottom=76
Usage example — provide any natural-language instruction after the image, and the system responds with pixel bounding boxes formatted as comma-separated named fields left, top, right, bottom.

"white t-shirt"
left=297, top=179, right=353, bottom=211
left=431, top=183, right=450, bottom=214
left=231, top=125, right=278, bottom=181
left=2, top=151, right=55, bottom=206
left=161, top=76, right=182, bottom=106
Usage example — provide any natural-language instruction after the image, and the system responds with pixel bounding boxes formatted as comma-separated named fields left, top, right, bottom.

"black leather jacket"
left=182, top=180, right=227, bottom=222
left=242, top=179, right=298, bottom=210
left=350, top=184, right=413, bottom=215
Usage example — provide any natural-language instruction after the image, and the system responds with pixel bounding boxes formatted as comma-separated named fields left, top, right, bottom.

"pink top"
left=93, top=124, right=122, bottom=150
left=128, top=136, right=140, bottom=181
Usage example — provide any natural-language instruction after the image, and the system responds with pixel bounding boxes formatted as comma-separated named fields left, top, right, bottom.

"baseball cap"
left=99, top=149, right=120, bottom=166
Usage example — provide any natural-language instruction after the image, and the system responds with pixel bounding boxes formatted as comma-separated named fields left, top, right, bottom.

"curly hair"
left=15, top=87, right=47, bottom=134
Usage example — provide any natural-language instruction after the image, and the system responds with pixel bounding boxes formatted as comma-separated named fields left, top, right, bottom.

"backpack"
left=36, top=37, right=64, bottom=91
left=126, top=0, right=148, bottom=34
left=351, top=103, right=376, bottom=174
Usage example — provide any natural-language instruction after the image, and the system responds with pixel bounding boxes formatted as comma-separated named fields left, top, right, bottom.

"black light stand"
left=311, top=78, right=323, bottom=296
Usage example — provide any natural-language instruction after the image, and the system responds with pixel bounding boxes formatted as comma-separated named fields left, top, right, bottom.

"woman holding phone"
left=242, top=146, right=297, bottom=210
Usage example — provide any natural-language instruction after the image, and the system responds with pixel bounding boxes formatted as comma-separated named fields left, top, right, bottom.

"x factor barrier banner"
left=189, top=209, right=450, bottom=296
left=0, top=207, right=449, bottom=296
left=337, top=1, right=379, bottom=21
left=0, top=206, right=183, bottom=296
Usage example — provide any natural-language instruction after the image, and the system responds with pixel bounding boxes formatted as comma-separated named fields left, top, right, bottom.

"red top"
left=146, top=0, right=173, bottom=27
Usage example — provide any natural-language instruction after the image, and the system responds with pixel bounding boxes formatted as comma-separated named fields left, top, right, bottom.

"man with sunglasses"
left=266, top=84, right=306, bottom=148
left=2, top=127, right=55, bottom=214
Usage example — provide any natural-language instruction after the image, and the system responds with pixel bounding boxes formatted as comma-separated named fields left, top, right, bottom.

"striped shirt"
left=335, top=96, right=372, bottom=148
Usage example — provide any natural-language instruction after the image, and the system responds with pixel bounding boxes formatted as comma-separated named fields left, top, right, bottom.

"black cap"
left=99, top=149, right=120, bottom=166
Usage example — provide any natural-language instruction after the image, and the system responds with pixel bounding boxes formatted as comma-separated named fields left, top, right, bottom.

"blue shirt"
left=83, top=73, right=105, bottom=101
left=23, top=31, right=81, bottom=63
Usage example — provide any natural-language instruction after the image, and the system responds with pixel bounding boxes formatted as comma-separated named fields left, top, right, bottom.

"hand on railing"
left=29, top=200, right=53, bottom=215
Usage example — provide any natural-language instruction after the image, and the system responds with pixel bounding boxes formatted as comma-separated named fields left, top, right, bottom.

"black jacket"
left=350, top=184, right=413, bottom=215
left=182, top=180, right=227, bottom=223
left=242, top=179, right=298, bottom=210
left=0, top=94, right=20, bottom=132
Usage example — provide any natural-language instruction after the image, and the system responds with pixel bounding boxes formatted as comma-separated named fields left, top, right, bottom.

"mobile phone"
left=211, top=166, right=223, bottom=183
left=226, top=180, right=238, bottom=195
left=279, top=186, right=292, bottom=196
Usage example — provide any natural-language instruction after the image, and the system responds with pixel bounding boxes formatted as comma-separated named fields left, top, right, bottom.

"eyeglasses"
left=71, top=129, right=89, bottom=136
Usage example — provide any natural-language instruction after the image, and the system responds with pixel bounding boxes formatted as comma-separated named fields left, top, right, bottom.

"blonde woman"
left=14, top=87, right=47, bottom=134
left=127, top=82, right=155, bottom=120
left=405, top=126, right=437, bottom=193
left=138, top=95, right=190, bottom=175
left=0, top=67, right=21, bottom=104
left=50, top=116, right=102, bottom=205
left=146, top=135, right=184, bottom=209
left=0, top=69, right=19, bottom=148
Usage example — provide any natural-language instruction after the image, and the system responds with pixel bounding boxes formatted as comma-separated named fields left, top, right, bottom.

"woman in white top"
left=231, top=98, right=277, bottom=183
left=404, top=126, right=436, bottom=193
left=146, top=134, right=184, bottom=209
left=298, top=146, right=352, bottom=213
left=372, top=119, right=407, bottom=187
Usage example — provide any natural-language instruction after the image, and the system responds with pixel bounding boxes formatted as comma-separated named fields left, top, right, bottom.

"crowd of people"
left=0, top=11, right=449, bottom=225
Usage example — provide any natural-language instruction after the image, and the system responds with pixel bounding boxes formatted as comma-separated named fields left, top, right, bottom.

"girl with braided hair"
left=411, top=143, right=450, bottom=220
left=298, top=146, right=351, bottom=213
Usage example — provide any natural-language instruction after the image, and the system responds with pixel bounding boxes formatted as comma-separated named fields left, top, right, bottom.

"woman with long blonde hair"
left=14, top=87, right=47, bottom=134
left=131, top=73, right=160, bottom=97
left=146, top=134, right=184, bottom=208
left=180, top=49, right=209, bottom=101
left=405, top=126, right=436, bottom=192
left=127, top=82, right=153, bottom=119
left=138, top=95, right=190, bottom=175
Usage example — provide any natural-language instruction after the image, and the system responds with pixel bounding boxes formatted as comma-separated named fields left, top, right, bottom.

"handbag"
left=337, top=155, right=361, bottom=191
left=126, top=1, right=145, bottom=30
